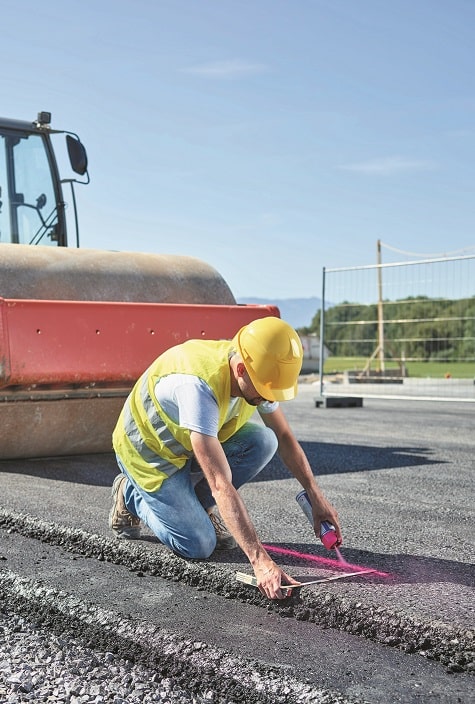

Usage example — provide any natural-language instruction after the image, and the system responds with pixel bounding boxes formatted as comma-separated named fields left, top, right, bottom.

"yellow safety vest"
left=112, top=339, right=256, bottom=492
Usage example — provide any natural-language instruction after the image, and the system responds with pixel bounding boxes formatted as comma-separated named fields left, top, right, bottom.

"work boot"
left=207, top=506, right=237, bottom=550
left=109, top=475, right=141, bottom=540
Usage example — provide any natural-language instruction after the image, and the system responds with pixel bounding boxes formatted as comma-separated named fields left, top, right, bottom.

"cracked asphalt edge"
left=0, top=507, right=473, bottom=674
left=0, top=568, right=364, bottom=704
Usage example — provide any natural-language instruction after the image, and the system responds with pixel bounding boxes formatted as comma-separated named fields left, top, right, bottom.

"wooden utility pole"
left=377, top=239, right=385, bottom=372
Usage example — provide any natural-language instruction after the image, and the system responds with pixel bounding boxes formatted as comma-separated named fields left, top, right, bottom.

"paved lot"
left=1, top=384, right=474, bottom=702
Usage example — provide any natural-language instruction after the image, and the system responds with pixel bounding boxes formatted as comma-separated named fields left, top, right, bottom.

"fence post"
left=377, top=239, right=385, bottom=372
left=319, top=266, right=326, bottom=398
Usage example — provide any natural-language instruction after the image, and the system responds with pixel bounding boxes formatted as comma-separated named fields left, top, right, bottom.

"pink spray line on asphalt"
left=262, top=544, right=391, bottom=579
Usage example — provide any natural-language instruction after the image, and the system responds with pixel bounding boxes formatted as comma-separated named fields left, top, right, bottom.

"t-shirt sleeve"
left=257, top=400, right=279, bottom=415
left=155, top=375, right=219, bottom=437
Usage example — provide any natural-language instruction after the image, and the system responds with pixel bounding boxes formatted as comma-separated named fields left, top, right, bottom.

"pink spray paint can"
left=296, top=490, right=340, bottom=550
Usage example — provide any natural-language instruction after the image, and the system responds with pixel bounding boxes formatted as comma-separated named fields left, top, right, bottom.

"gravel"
left=0, top=573, right=362, bottom=704
left=0, top=606, right=200, bottom=704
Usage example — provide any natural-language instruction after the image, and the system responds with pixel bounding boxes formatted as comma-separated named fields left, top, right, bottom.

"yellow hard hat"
left=233, top=317, right=303, bottom=402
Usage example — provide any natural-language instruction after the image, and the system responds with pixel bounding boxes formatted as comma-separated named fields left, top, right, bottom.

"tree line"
left=300, top=296, right=475, bottom=362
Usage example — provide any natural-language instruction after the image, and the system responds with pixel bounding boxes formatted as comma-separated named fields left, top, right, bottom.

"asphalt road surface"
left=1, top=384, right=474, bottom=703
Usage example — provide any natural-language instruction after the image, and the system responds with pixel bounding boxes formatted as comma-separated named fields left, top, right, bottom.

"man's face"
left=238, top=366, right=269, bottom=406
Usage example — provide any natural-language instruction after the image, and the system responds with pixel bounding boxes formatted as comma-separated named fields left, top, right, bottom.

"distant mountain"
left=237, top=297, right=322, bottom=329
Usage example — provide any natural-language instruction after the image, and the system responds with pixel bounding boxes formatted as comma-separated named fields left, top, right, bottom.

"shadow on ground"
left=0, top=454, right=117, bottom=486
left=255, top=440, right=442, bottom=480
left=0, top=439, right=443, bottom=487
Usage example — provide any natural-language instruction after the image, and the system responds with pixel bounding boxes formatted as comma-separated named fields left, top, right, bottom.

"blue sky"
left=2, top=0, right=474, bottom=299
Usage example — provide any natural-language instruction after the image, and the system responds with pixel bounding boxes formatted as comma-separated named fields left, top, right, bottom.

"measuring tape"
left=236, top=569, right=376, bottom=591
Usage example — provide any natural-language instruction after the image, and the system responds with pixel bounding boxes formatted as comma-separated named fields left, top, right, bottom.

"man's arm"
left=190, top=430, right=299, bottom=599
left=261, top=407, right=342, bottom=544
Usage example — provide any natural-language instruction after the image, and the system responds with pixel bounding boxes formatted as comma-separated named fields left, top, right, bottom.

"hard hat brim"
left=253, top=379, right=299, bottom=402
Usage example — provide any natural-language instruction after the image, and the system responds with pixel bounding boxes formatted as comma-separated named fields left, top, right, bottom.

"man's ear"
left=236, top=362, right=246, bottom=378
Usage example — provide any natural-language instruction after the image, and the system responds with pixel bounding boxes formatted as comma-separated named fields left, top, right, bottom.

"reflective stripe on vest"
left=122, top=374, right=192, bottom=471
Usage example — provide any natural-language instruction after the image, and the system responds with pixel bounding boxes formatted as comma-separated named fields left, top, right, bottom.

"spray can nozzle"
left=319, top=520, right=340, bottom=550
left=296, top=490, right=341, bottom=550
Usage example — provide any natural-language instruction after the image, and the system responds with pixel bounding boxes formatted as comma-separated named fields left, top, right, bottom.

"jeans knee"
left=252, top=425, right=278, bottom=467
left=171, top=530, right=216, bottom=560
left=262, top=425, right=279, bottom=458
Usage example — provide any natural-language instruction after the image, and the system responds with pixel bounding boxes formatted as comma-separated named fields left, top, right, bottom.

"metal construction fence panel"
left=319, top=255, right=475, bottom=403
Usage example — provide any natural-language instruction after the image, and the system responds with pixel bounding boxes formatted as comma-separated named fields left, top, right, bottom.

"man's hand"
left=310, top=494, right=342, bottom=546
left=254, top=561, right=300, bottom=600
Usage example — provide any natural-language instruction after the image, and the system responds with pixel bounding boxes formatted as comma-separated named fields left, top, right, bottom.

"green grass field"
left=322, top=357, right=475, bottom=379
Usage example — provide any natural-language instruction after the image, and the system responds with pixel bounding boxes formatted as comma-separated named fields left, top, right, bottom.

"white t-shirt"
left=154, top=373, right=278, bottom=438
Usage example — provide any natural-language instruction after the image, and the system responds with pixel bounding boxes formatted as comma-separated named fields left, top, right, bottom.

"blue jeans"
left=117, top=422, right=278, bottom=559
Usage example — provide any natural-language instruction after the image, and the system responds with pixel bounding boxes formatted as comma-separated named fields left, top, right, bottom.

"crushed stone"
left=0, top=573, right=362, bottom=704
